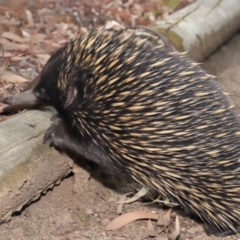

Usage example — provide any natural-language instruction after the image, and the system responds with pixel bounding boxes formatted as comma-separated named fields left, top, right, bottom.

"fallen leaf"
left=117, top=187, right=147, bottom=204
left=2, top=32, right=27, bottom=43
left=0, top=38, right=29, bottom=51
left=147, top=219, right=156, bottom=237
left=106, top=211, right=158, bottom=231
left=2, top=72, right=30, bottom=83
left=157, top=209, right=172, bottom=229
left=3, top=52, right=13, bottom=58
left=156, top=236, right=168, bottom=240
left=168, top=215, right=180, bottom=240
left=35, top=54, right=50, bottom=66
left=117, top=192, right=132, bottom=215
left=25, top=10, right=34, bottom=27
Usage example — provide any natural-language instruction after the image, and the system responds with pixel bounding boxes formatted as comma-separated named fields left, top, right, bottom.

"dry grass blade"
left=106, top=211, right=159, bottom=231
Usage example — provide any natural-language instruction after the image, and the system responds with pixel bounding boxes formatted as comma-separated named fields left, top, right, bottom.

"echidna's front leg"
left=43, top=117, right=67, bottom=151
left=43, top=116, right=110, bottom=166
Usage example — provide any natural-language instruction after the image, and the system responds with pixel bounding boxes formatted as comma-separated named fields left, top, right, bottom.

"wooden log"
left=151, top=0, right=240, bottom=61
left=0, top=107, right=73, bottom=223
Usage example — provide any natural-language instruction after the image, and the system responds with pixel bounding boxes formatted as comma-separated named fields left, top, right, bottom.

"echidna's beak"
left=1, top=90, right=40, bottom=113
left=3, top=90, right=37, bottom=105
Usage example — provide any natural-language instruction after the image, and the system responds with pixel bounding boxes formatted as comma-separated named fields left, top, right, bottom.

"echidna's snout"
left=3, top=90, right=37, bottom=106
left=2, top=90, right=40, bottom=112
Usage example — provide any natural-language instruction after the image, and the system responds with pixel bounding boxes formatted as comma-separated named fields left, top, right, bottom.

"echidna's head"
left=33, top=45, right=70, bottom=112
left=1, top=42, right=73, bottom=112
left=32, top=29, right=151, bottom=114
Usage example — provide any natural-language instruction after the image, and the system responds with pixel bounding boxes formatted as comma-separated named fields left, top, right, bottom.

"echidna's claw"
left=43, top=117, right=62, bottom=146
left=43, top=129, right=52, bottom=144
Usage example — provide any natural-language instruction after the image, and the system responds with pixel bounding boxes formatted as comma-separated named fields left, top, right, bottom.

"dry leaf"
left=2, top=72, right=30, bottom=83
left=2, top=32, right=26, bottom=43
left=117, top=187, right=147, bottom=204
left=147, top=219, right=156, bottom=237
left=106, top=211, right=158, bottom=231
left=3, top=52, right=13, bottom=58
left=2, top=83, right=14, bottom=90
left=35, top=54, right=50, bottom=66
left=157, top=214, right=167, bottom=227
left=168, top=215, right=180, bottom=240
left=0, top=38, right=29, bottom=51
left=117, top=192, right=132, bottom=215
left=156, top=236, right=168, bottom=240
left=144, top=195, right=178, bottom=207
left=36, top=33, right=47, bottom=41
left=157, top=209, right=172, bottom=227
left=25, top=10, right=34, bottom=27
left=164, top=208, right=172, bottom=226
left=11, top=56, right=29, bottom=61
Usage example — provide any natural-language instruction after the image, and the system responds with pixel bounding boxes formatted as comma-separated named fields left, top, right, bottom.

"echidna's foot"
left=43, top=117, right=66, bottom=151
left=204, top=223, right=240, bottom=237
left=50, top=113, right=60, bottom=121
left=43, top=116, right=84, bottom=154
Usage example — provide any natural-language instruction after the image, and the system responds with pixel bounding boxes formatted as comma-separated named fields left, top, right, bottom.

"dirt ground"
left=0, top=31, right=240, bottom=240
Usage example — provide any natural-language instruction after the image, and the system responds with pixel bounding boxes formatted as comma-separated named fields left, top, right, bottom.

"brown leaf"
left=2, top=32, right=27, bottom=43
left=106, top=211, right=158, bottom=231
left=156, top=236, right=168, bottom=240
left=117, top=187, right=147, bottom=204
left=168, top=215, right=180, bottom=240
left=117, top=192, right=132, bottom=215
left=157, top=209, right=172, bottom=227
left=147, top=219, right=156, bottom=237
left=3, top=52, right=13, bottom=58
left=0, top=38, right=29, bottom=51
left=35, top=54, right=51, bottom=66
left=2, top=72, right=30, bottom=83
left=25, top=10, right=34, bottom=27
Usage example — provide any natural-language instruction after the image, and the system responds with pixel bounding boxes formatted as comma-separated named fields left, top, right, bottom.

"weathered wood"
left=0, top=107, right=54, bottom=173
left=151, top=0, right=240, bottom=61
left=0, top=107, right=74, bottom=223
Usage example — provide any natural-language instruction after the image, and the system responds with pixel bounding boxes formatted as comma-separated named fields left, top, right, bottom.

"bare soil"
left=0, top=32, right=240, bottom=240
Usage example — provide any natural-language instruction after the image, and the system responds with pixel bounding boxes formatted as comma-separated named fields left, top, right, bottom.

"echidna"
left=3, top=28, right=240, bottom=237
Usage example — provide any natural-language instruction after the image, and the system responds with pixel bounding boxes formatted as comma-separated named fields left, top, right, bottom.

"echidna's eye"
left=36, top=88, right=49, bottom=103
